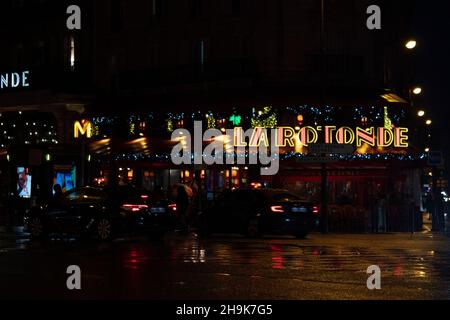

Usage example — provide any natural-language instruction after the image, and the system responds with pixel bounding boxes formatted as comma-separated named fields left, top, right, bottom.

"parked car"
left=24, top=186, right=167, bottom=241
left=199, top=189, right=318, bottom=238
left=148, top=199, right=178, bottom=231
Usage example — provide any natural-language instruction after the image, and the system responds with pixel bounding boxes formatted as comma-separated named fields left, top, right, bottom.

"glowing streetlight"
left=405, top=40, right=417, bottom=49
left=426, top=119, right=432, bottom=125
left=417, top=110, right=425, bottom=117
left=425, top=148, right=430, bottom=153
left=412, top=87, right=422, bottom=95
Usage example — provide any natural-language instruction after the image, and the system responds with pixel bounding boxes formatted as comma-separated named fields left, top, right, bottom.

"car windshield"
left=269, top=192, right=302, bottom=202
left=65, top=188, right=106, bottom=203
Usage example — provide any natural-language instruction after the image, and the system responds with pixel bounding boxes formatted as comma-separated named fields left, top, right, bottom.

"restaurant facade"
left=0, top=79, right=430, bottom=232
left=0, top=0, right=434, bottom=231
left=61, top=95, right=425, bottom=233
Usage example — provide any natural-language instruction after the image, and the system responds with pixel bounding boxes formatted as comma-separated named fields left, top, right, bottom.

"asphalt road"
left=0, top=230, right=449, bottom=300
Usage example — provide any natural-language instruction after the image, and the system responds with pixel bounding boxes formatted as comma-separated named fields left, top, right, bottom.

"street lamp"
left=425, top=148, right=430, bottom=153
left=417, top=110, right=425, bottom=117
left=405, top=40, right=417, bottom=49
left=412, top=87, right=422, bottom=95
left=426, top=119, right=432, bottom=125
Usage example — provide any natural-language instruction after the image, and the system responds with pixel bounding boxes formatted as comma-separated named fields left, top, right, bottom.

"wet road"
left=0, top=231, right=449, bottom=300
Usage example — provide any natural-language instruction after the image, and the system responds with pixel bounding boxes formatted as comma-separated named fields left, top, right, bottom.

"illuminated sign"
left=234, top=125, right=409, bottom=149
left=229, top=114, right=242, bottom=126
left=74, top=120, right=92, bottom=138
left=0, top=71, right=30, bottom=90
left=171, top=122, right=409, bottom=176
left=17, top=167, right=32, bottom=199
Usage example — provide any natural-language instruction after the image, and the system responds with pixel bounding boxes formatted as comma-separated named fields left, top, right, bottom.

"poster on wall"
left=53, top=165, right=76, bottom=194
left=17, top=167, right=32, bottom=199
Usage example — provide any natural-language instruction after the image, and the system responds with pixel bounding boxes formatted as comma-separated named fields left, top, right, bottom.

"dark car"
left=148, top=199, right=178, bottom=230
left=24, top=186, right=165, bottom=241
left=200, top=189, right=318, bottom=238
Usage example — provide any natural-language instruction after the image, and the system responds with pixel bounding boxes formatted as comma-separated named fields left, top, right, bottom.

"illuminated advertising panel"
left=17, top=167, right=32, bottom=199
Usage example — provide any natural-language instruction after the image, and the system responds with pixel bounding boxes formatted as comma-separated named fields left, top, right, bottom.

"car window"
left=234, top=190, right=267, bottom=206
left=66, top=189, right=106, bottom=203
left=114, top=188, right=148, bottom=204
left=65, top=190, right=83, bottom=202
left=84, top=189, right=107, bottom=201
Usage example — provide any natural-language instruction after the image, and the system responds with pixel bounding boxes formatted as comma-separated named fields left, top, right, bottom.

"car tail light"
left=251, top=182, right=262, bottom=189
left=313, top=206, right=319, bottom=215
left=141, top=195, right=149, bottom=200
left=121, top=204, right=149, bottom=212
left=270, top=205, right=285, bottom=213
left=168, top=204, right=177, bottom=213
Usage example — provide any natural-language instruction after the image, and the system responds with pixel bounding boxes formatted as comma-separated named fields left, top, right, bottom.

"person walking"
left=49, top=184, right=64, bottom=209
left=176, top=186, right=190, bottom=234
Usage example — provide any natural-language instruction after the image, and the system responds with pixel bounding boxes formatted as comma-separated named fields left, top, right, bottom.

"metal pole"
left=320, top=0, right=329, bottom=234
left=321, top=162, right=329, bottom=234
left=81, top=140, right=86, bottom=186
left=431, top=166, right=440, bottom=231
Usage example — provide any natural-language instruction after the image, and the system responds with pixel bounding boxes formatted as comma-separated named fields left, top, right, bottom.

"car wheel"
left=246, top=218, right=261, bottom=238
left=28, top=217, right=46, bottom=240
left=97, top=218, right=113, bottom=241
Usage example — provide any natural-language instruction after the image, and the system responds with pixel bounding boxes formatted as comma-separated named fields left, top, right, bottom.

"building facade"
left=0, top=0, right=431, bottom=231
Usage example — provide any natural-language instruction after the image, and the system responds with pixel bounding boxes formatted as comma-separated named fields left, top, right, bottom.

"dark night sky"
left=412, top=1, right=450, bottom=171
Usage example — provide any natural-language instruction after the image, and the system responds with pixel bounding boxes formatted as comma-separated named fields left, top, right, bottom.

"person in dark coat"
left=49, top=184, right=64, bottom=209
left=176, top=186, right=190, bottom=233
left=153, top=186, right=165, bottom=202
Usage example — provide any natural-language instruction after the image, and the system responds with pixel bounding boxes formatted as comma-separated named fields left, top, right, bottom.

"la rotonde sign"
left=0, top=71, right=30, bottom=90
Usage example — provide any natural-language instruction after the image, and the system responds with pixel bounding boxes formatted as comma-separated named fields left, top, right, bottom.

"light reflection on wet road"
left=0, top=232, right=449, bottom=299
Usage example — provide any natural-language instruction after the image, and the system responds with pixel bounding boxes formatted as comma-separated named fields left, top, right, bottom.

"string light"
left=251, top=106, right=277, bottom=128
left=0, top=112, right=58, bottom=147
left=0, top=106, right=412, bottom=151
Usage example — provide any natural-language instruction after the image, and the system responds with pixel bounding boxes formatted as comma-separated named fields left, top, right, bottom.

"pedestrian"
left=176, top=186, right=190, bottom=233
left=425, top=193, right=434, bottom=219
left=49, top=184, right=64, bottom=208
left=376, top=193, right=387, bottom=233
left=153, top=186, right=165, bottom=202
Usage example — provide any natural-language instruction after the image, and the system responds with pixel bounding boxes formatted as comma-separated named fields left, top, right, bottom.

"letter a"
left=366, top=265, right=381, bottom=290
left=366, top=5, right=381, bottom=30
left=66, top=265, right=81, bottom=290
left=66, top=5, right=81, bottom=30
